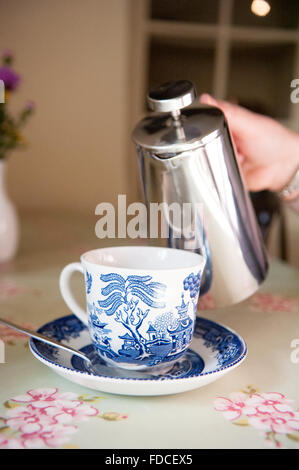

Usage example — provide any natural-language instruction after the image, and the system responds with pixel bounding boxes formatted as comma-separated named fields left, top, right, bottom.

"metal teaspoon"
left=0, top=317, right=92, bottom=365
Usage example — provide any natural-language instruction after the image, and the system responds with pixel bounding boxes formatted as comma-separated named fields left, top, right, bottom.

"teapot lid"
left=132, top=80, right=226, bottom=155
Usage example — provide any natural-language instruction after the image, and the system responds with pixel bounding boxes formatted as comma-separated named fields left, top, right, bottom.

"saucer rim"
left=29, top=314, right=247, bottom=384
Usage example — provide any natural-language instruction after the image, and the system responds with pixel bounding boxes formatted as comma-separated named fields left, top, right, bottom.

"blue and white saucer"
left=29, top=315, right=247, bottom=396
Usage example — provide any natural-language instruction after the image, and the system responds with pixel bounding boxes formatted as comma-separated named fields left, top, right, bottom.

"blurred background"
left=1, top=0, right=299, bottom=267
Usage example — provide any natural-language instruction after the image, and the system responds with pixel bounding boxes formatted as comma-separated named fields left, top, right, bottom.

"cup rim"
left=80, top=245, right=205, bottom=273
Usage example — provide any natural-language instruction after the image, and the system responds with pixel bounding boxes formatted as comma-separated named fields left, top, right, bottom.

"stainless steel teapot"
left=132, top=80, right=268, bottom=308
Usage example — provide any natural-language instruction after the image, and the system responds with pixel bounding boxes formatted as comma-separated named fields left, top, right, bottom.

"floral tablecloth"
left=0, top=211, right=299, bottom=449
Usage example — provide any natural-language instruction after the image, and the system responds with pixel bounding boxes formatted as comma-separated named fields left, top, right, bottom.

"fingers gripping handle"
left=59, top=263, right=88, bottom=326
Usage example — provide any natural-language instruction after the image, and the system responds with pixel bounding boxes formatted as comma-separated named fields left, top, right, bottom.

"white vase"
left=0, top=159, right=19, bottom=263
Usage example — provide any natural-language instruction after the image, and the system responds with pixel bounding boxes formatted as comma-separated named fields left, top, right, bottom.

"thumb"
left=199, top=93, right=257, bottom=137
left=200, top=93, right=218, bottom=107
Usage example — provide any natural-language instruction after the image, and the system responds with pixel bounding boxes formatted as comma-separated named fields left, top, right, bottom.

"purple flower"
left=25, top=100, right=35, bottom=111
left=0, top=66, right=20, bottom=91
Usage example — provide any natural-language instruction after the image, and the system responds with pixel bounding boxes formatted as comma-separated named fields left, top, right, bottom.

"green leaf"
left=78, top=394, right=104, bottom=402
left=287, top=433, right=299, bottom=442
left=4, top=400, right=20, bottom=409
left=78, top=394, right=88, bottom=400
left=232, top=419, right=249, bottom=426
left=98, top=412, right=124, bottom=421
left=0, top=426, right=10, bottom=434
left=240, top=385, right=258, bottom=395
left=62, top=443, right=80, bottom=449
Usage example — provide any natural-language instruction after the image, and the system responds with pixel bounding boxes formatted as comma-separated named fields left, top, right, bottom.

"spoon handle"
left=0, top=317, right=91, bottom=364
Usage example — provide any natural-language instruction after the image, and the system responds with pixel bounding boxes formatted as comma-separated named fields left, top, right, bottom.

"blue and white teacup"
left=59, top=246, right=205, bottom=370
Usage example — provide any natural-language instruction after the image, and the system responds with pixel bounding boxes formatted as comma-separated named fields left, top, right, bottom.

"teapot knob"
left=147, top=80, right=196, bottom=114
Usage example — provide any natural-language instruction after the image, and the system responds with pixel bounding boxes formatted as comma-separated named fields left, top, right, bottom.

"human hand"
left=200, top=94, right=299, bottom=192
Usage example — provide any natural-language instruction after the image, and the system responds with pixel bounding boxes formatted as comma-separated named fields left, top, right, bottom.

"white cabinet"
left=131, top=0, right=299, bottom=126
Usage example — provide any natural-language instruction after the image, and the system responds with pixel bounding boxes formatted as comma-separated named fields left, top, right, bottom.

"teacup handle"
left=59, top=263, right=88, bottom=326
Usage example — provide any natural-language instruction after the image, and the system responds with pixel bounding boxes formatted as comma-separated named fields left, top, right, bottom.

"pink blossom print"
left=250, top=293, right=297, bottom=313
left=248, top=412, right=299, bottom=434
left=197, top=293, right=216, bottom=311
left=42, top=401, right=99, bottom=423
left=214, top=392, right=257, bottom=421
left=0, top=280, right=24, bottom=299
left=11, top=388, right=79, bottom=407
left=245, top=392, right=295, bottom=415
left=5, top=405, right=56, bottom=432
left=0, top=388, right=128, bottom=449
left=20, top=423, right=78, bottom=449
left=214, top=386, right=299, bottom=448
left=0, top=434, right=25, bottom=449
